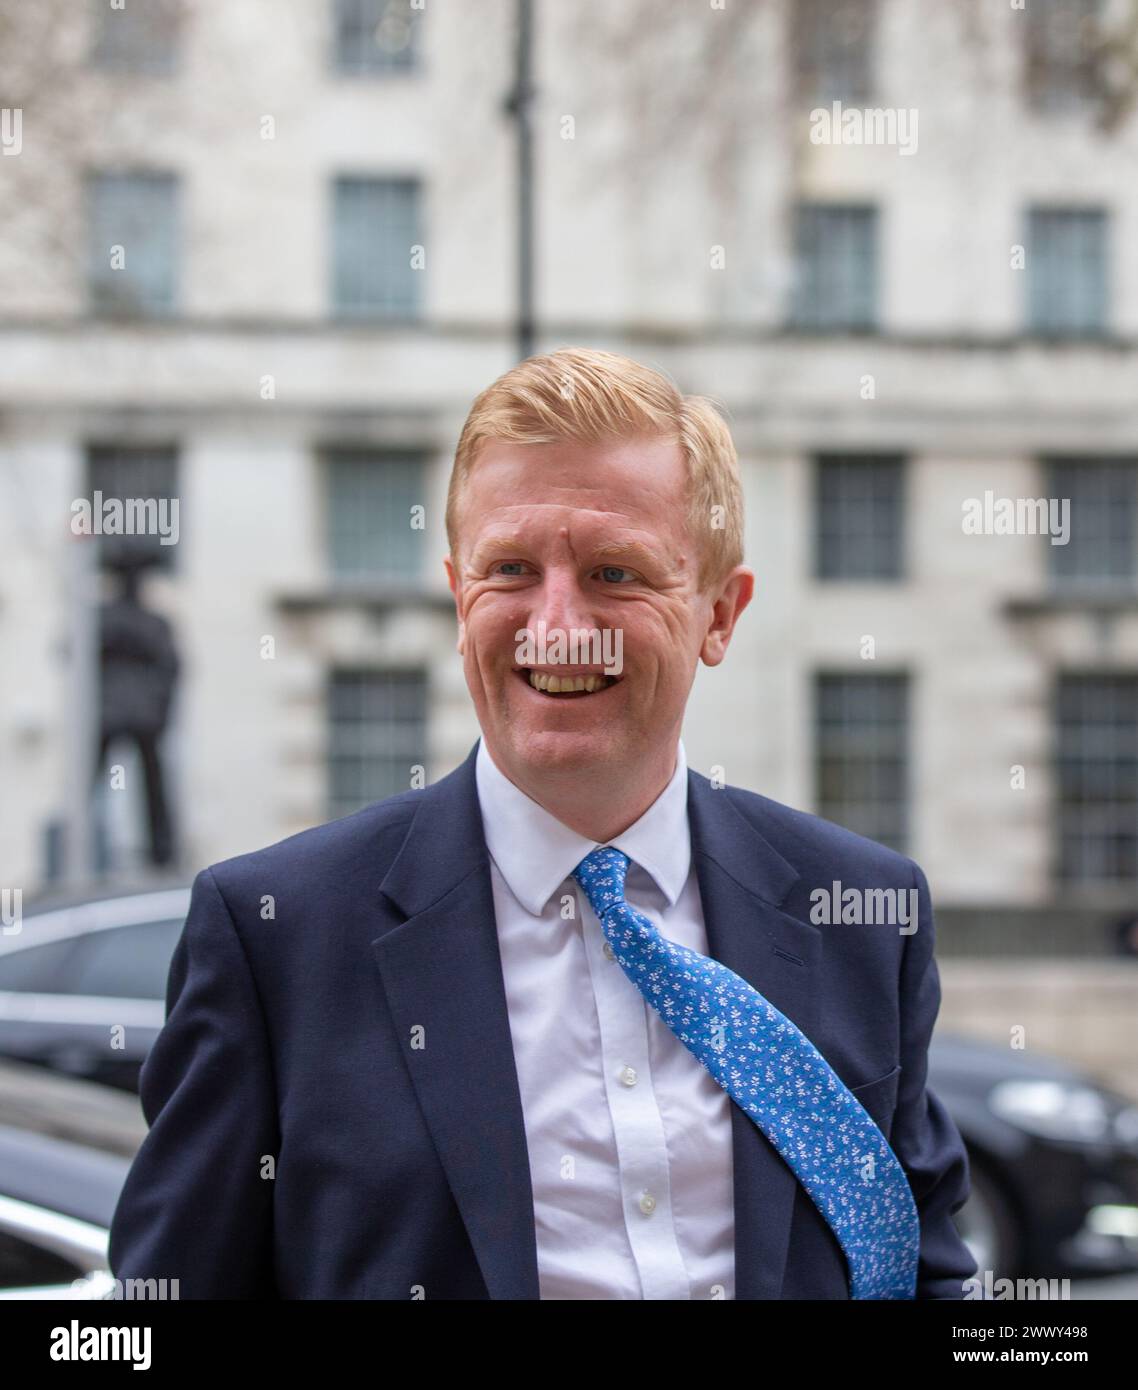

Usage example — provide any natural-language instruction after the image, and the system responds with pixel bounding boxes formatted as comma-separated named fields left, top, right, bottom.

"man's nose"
left=528, top=567, right=597, bottom=634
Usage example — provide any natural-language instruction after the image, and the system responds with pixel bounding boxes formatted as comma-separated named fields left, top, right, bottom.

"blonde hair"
left=445, top=347, right=744, bottom=593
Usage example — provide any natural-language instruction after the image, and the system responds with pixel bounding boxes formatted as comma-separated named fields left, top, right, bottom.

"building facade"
left=1, top=0, right=1136, bottom=949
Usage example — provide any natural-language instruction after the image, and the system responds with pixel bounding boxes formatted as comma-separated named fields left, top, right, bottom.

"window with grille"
left=331, top=176, right=422, bottom=318
left=85, top=444, right=179, bottom=571
left=815, top=673, right=909, bottom=853
left=333, top=0, right=421, bottom=74
left=791, top=205, right=877, bottom=332
left=325, top=449, right=424, bottom=582
left=1056, top=675, right=1138, bottom=884
left=1046, top=458, right=1136, bottom=591
left=793, top=0, right=875, bottom=106
left=88, top=172, right=180, bottom=317
left=90, top=0, right=180, bottom=75
left=1027, top=208, right=1108, bottom=337
left=1023, top=0, right=1102, bottom=114
left=328, top=669, right=427, bottom=816
left=815, top=454, right=903, bottom=580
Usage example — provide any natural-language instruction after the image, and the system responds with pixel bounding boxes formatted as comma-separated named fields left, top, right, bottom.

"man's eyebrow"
left=468, top=532, right=530, bottom=563
left=469, top=534, right=661, bottom=568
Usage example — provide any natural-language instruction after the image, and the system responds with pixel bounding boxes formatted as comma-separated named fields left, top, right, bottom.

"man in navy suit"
left=109, top=347, right=977, bottom=1299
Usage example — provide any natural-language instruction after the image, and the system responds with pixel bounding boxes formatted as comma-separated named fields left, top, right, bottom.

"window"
left=0, top=1230, right=85, bottom=1292
left=69, top=921, right=183, bottom=1000
left=1024, top=0, right=1102, bottom=114
left=334, top=0, right=421, bottom=74
left=328, top=670, right=427, bottom=816
left=331, top=177, right=422, bottom=319
left=1027, top=208, right=1108, bottom=337
left=326, top=449, right=424, bottom=582
left=90, top=0, right=180, bottom=75
left=793, top=0, right=875, bottom=106
left=86, top=444, right=179, bottom=572
left=815, top=673, right=909, bottom=853
left=1056, top=675, right=1138, bottom=883
left=1047, top=459, right=1136, bottom=591
left=791, top=205, right=877, bottom=332
left=815, top=454, right=903, bottom=580
left=88, top=172, right=180, bottom=317
left=0, top=940, right=83, bottom=993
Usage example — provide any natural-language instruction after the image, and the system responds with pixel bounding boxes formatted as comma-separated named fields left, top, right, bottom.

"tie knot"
left=571, top=846, right=630, bottom=919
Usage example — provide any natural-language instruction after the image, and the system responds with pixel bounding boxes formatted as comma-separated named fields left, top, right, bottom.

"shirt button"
left=619, top=1065, right=638, bottom=1087
left=639, top=1192, right=657, bottom=1215
left=603, top=940, right=615, bottom=961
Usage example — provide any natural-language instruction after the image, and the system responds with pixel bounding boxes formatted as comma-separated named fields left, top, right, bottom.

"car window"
left=0, top=940, right=84, bottom=994
left=68, top=920, right=183, bottom=1000
left=0, top=1228, right=84, bottom=1289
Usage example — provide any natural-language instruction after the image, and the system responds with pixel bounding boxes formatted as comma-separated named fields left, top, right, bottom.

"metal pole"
left=510, top=0, right=536, bottom=361
left=66, top=531, right=98, bottom=888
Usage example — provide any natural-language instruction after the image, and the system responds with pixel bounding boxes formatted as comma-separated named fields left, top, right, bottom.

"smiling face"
left=444, top=435, right=753, bottom=798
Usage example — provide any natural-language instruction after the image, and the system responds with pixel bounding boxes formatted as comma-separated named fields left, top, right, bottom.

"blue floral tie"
left=572, top=846, right=920, bottom=1299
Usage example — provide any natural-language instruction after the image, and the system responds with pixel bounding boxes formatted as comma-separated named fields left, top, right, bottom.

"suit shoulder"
left=202, top=788, right=421, bottom=901
left=716, top=778, right=917, bottom=886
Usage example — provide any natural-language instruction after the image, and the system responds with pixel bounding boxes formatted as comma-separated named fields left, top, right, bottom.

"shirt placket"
left=577, top=880, right=692, bottom=1300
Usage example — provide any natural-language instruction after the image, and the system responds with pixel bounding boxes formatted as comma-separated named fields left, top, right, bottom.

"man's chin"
left=501, top=723, right=617, bottom=772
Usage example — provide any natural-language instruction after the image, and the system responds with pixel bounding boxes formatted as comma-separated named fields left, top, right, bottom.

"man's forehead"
left=470, top=510, right=656, bottom=550
left=469, top=436, right=682, bottom=493
left=475, top=434, right=681, bottom=468
left=453, top=438, right=692, bottom=567
left=476, top=499, right=639, bottom=525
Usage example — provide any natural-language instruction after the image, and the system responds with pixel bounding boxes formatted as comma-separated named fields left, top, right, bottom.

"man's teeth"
left=527, top=671, right=612, bottom=694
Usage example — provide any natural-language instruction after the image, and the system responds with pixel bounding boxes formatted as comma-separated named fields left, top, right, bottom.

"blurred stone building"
left=2, top=0, right=1137, bottom=959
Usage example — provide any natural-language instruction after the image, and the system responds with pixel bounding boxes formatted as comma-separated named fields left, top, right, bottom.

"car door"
left=0, top=892, right=187, bottom=1090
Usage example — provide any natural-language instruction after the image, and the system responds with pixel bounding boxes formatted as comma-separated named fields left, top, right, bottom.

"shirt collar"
left=474, top=736, right=691, bottom=917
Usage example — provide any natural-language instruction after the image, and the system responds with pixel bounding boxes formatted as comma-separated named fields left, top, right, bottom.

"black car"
left=0, top=883, right=188, bottom=1091
left=929, top=1033, right=1138, bottom=1281
left=0, top=1057, right=145, bottom=1298
left=2, top=884, right=1136, bottom=1284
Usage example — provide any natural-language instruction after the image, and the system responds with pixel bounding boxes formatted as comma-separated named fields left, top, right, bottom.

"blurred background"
left=0, top=0, right=1136, bottom=1297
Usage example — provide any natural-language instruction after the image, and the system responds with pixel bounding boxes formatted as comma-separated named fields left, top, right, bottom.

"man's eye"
left=494, top=561, right=529, bottom=577
left=597, top=565, right=636, bottom=583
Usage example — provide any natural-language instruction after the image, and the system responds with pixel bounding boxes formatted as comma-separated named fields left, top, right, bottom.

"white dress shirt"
left=475, top=736, right=736, bottom=1300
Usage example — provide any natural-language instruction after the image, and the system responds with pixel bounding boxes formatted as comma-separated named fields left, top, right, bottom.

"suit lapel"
left=687, top=769, right=821, bottom=1300
left=370, top=742, right=541, bottom=1299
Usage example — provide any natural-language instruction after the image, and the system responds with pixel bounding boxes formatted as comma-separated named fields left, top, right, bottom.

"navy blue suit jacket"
left=108, top=739, right=978, bottom=1299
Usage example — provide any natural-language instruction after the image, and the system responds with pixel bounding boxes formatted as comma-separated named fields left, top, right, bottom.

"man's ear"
left=444, top=554, right=465, bottom=654
left=700, top=566, right=755, bottom=668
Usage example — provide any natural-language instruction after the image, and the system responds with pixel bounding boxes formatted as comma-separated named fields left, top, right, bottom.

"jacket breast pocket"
left=848, top=1063, right=902, bottom=1143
